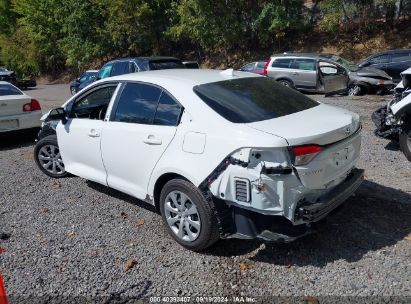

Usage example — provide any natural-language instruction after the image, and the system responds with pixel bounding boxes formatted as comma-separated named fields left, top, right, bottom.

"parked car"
left=0, top=69, right=17, bottom=85
left=359, top=49, right=411, bottom=84
left=372, top=67, right=411, bottom=161
left=97, top=56, right=185, bottom=80
left=34, top=69, right=363, bottom=251
left=0, top=69, right=36, bottom=89
left=69, top=70, right=98, bottom=95
left=0, top=81, right=42, bottom=133
left=239, top=61, right=266, bottom=75
left=264, top=53, right=394, bottom=96
left=183, top=61, right=200, bottom=69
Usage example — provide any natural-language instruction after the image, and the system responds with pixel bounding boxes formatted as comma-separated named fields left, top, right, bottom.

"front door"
left=56, top=84, right=119, bottom=184
left=101, top=82, right=182, bottom=199
left=318, top=61, right=349, bottom=96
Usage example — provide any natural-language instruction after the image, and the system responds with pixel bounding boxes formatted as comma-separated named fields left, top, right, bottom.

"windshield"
left=193, top=77, right=319, bottom=123
left=331, top=55, right=359, bottom=72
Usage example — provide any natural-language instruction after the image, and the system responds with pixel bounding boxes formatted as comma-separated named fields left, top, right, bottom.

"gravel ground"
left=1, top=86, right=411, bottom=303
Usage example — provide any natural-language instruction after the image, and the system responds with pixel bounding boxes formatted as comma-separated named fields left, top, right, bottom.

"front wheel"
left=348, top=84, right=363, bottom=96
left=399, top=126, right=411, bottom=162
left=160, top=179, right=219, bottom=251
left=34, top=135, right=68, bottom=178
left=70, top=87, right=77, bottom=95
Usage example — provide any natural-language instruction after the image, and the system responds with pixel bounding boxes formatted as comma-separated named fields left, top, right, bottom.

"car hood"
left=354, top=67, right=391, bottom=80
left=246, top=103, right=360, bottom=146
left=0, top=71, right=14, bottom=76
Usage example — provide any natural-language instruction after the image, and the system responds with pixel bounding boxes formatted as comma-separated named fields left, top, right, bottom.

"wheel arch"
left=151, top=172, right=195, bottom=214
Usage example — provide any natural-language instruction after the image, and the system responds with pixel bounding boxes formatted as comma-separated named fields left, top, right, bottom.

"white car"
left=34, top=69, right=363, bottom=251
left=0, top=81, right=42, bottom=133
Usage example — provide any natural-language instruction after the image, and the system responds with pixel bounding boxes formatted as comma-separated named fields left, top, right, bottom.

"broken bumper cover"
left=295, top=168, right=364, bottom=222
left=217, top=168, right=364, bottom=242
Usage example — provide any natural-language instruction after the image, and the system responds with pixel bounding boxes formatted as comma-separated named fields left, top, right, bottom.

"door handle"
left=292, top=72, right=299, bottom=75
left=143, top=135, right=162, bottom=145
left=88, top=129, right=100, bottom=137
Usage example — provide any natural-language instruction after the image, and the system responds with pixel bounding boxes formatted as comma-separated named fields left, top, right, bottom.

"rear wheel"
left=34, top=135, right=68, bottom=178
left=159, top=179, right=219, bottom=251
left=399, top=125, right=411, bottom=162
left=278, top=79, right=293, bottom=88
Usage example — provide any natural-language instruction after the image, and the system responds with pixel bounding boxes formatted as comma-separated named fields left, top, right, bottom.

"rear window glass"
left=0, top=84, right=23, bottom=96
left=149, top=60, right=185, bottom=70
left=193, top=77, right=319, bottom=123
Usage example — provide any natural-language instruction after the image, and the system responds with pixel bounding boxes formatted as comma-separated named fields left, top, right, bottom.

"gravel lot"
left=1, top=85, right=411, bottom=303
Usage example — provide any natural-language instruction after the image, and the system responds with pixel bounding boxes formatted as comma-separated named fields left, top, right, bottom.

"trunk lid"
left=247, top=103, right=361, bottom=189
left=246, top=103, right=359, bottom=146
left=0, top=95, right=31, bottom=117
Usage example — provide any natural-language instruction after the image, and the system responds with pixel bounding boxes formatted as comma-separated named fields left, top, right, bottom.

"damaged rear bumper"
left=217, top=168, right=364, bottom=242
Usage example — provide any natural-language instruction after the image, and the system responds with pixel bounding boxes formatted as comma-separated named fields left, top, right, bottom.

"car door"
left=389, top=52, right=411, bottom=83
left=101, top=82, right=182, bottom=199
left=56, top=83, right=120, bottom=184
left=290, top=58, right=317, bottom=89
left=110, top=60, right=130, bottom=77
left=317, top=61, right=349, bottom=96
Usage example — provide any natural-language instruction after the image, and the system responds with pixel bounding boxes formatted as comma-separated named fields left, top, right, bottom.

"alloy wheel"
left=164, top=190, right=201, bottom=242
left=38, top=144, right=65, bottom=175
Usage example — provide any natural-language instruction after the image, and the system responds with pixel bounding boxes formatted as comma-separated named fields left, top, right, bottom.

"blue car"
left=69, top=70, right=99, bottom=95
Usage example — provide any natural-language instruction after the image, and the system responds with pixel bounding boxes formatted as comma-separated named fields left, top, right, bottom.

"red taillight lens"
left=291, top=145, right=322, bottom=166
left=23, top=99, right=41, bottom=112
left=263, top=58, right=270, bottom=76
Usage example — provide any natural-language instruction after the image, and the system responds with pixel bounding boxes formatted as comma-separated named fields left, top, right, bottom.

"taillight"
left=23, top=99, right=41, bottom=112
left=263, top=58, right=270, bottom=76
left=291, top=145, right=322, bottom=166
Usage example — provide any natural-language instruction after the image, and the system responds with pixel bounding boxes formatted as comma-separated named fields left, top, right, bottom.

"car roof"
left=103, top=69, right=260, bottom=86
left=107, top=56, right=181, bottom=63
left=271, top=53, right=336, bottom=59
left=85, top=70, right=99, bottom=73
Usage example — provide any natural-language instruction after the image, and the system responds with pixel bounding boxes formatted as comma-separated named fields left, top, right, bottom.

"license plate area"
left=333, top=147, right=350, bottom=167
left=0, top=119, right=19, bottom=130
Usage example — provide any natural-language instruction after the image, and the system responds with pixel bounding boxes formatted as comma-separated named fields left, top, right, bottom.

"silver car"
left=264, top=53, right=394, bottom=96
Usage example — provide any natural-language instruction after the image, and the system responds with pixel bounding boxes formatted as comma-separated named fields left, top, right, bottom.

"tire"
left=399, top=125, right=411, bottom=162
left=34, top=135, right=68, bottom=178
left=278, top=79, right=293, bottom=88
left=348, top=84, right=363, bottom=96
left=70, top=87, right=77, bottom=95
left=159, top=179, right=220, bottom=251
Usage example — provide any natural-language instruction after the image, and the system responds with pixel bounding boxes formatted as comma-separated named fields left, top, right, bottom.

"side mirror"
left=46, top=107, right=68, bottom=124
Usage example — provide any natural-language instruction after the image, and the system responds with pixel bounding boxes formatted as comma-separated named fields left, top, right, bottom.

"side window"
left=241, top=63, right=255, bottom=71
left=370, top=54, right=390, bottom=64
left=70, top=85, right=117, bottom=119
left=256, top=62, right=266, bottom=69
left=271, top=58, right=293, bottom=69
left=98, top=63, right=113, bottom=79
left=153, top=92, right=182, bottom=126
left=392, top=52, right=411, bottom=62
left=113, top=83, right=162, bottom=124
left=111, top=61, right=129, bottom=76
left=291, top=59, right=315, bottom=71
left=319, top=62, right=346, bottom=76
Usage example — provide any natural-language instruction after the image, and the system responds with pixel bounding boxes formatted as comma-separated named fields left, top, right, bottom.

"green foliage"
left=0, top=0, right=408, bottom=75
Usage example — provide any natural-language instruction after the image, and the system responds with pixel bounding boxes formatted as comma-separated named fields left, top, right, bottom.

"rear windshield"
left=193, top=77, right=319, bottom=123
left=149, top=60, right=185, bottom=70
left=0, top=84, right=23, bottom=96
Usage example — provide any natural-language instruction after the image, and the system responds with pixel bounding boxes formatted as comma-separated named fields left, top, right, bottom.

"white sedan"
left=0, top=81, right=42, bottom=133
left=34, top=69, right=363, bottom=251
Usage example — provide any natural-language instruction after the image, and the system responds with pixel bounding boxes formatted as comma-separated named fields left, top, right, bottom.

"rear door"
left=56, top=83, right=119, bottom=184
left=101, top=82, right=182, bottom=199
left=318, top=61, right=349, bottom=96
